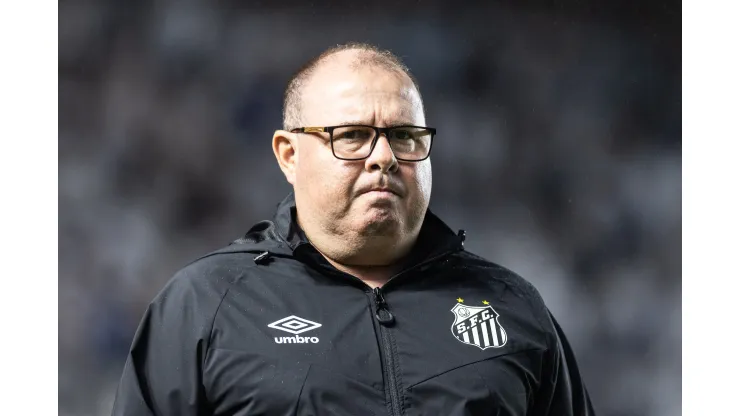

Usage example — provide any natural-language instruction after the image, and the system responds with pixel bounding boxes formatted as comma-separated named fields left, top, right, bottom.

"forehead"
left=301, top=60, right=424, bottom=126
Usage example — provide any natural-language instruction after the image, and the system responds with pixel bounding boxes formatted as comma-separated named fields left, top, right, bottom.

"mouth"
left=363, top=188, right=400, bottom=197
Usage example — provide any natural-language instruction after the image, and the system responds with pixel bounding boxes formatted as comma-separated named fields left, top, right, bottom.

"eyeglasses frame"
left=290, top=124, right=436, bottom=162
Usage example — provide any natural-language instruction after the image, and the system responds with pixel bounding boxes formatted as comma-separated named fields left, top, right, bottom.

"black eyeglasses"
left=290, top=125, right=436, bottom=161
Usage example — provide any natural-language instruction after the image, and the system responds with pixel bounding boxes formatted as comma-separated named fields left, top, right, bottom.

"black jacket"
left=112, top=194, right=595, bottom=416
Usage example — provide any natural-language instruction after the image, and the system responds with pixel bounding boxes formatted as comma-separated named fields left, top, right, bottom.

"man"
left=112, top=42, right=595, bottom=415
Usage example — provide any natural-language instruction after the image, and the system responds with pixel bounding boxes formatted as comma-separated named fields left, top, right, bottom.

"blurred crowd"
left=59, top=1, right=681, bottom=415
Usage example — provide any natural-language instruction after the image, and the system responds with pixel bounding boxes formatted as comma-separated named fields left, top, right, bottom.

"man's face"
left=293, top=59, right=431, bottom=246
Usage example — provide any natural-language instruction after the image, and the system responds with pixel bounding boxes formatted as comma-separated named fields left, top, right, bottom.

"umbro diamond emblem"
left=267, top=315, right=322, bottom=344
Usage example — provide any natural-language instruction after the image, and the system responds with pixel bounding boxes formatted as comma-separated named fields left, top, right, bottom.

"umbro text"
left=274, top=335, right=319, bottom=344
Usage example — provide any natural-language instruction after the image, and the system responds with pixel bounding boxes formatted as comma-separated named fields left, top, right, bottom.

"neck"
left=299, top=222, right=416, bottom=288
left=295, top=210, right=420, bottom=287
left=309, top=236, right=414, bottom=288
left=322, top=259, right=399, bottom=288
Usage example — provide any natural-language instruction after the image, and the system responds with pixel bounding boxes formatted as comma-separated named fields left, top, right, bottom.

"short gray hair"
left=282, top=42, right=424, bottom=131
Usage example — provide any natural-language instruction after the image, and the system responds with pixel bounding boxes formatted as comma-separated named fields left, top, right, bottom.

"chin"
left=356, top=213, right=404, bottom=237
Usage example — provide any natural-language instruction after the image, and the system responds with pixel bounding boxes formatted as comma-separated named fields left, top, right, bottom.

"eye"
left=390, top=129, right=414, bottom=140
left=334, top=126, right=374, bottom=140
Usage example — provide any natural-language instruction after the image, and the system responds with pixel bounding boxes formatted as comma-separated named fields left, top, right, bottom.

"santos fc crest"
left=450, top=302, right=507, bottom=350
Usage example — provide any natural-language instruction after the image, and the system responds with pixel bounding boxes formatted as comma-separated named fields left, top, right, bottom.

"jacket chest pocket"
left=403, top=349, right=542, bottom=416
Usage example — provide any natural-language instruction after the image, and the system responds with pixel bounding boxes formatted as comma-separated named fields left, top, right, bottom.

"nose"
left=365, top=135, right=399, bottom=173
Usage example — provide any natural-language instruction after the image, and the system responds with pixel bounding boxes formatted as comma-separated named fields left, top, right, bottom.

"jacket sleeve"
left=111, top=269, right=226, bottom=416
left=531, top=310, right=596, bottom=416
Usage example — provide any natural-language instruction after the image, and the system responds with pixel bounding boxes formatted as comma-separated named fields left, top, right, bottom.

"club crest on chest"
left=450, top=301, right=508, bottom=350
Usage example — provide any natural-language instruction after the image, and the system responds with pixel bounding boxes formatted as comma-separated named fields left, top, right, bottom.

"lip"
left=363, top=188, right=400, bottom=197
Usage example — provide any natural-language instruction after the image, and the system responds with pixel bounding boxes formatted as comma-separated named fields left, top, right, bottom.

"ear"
left=272, top=130, right=298, bottom=185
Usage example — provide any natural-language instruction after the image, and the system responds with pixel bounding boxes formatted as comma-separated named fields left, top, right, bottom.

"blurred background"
left=58, top=0, right=681, bottom=415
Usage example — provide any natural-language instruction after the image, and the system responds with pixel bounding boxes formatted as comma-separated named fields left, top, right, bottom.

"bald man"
left=112, top=42, right=595, bottom=416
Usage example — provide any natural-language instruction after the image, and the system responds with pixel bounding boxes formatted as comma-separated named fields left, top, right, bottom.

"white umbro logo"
left=268, top=315, right=322, bottom=344
left=268, top=315, right=322, bottom=334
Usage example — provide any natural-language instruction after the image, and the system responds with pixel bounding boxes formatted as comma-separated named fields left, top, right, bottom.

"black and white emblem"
left=450, top=303, right=507, bottom=350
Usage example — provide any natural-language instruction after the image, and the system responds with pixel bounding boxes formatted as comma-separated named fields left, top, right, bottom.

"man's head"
left=272, top=42, right=432, bottom=267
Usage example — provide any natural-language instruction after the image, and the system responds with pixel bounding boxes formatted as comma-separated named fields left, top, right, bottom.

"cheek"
left=407, top=162, right=432, bottom=201
left=420, top=163, right=433, bottom=197
left=296, top=151, right=356, bottom=202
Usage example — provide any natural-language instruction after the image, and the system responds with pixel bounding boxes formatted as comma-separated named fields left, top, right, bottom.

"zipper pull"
left=373, top=287, right=395, bottom=326
left=253, top=251, right=272, bottom=265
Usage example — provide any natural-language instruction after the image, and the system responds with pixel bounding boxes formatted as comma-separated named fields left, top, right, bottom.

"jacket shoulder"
left=164, top=246, right=265, bottom=294
left=157, top=234, right=295, bottom=308
left=453, top=251, right=542, bottom=297
left=451, top=250, right=552, bottom=329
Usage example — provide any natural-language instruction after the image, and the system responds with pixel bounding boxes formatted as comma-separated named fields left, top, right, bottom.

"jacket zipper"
left=369, top=248, right=461, bottom=416
left=373, top=287, right=402, bottom=416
